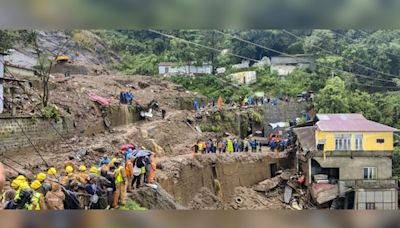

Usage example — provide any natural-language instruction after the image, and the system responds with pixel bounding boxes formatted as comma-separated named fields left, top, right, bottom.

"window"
left=335, top=134, right=351, bottom=150
left=355, top=134, right=363, bottom=150
left=366, top=203, right=376, bottom=210
left=364, top=167, right=377, bottom=180
left=376, top=139, right=385, bottom=144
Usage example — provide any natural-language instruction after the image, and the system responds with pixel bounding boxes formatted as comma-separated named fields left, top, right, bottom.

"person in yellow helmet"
left=27, top=180, right=47, bottom=210
left=48, top=167, right=57, bottom=176
left=77, top=165, right=89, bottom=184
left=65, top=166, right=74, bottom=174
left=36, top=172, right=47, bottom=183
left=89, top=166, right=98, bottom=174
left=16, top=175, right=26, bottom=182
left=112, top=160, right=126, bottom=208
left=61, top=166, right=75, bottom=186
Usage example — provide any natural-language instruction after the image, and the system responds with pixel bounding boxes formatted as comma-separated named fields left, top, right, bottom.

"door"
left=270, top=163, right=278, bottom=177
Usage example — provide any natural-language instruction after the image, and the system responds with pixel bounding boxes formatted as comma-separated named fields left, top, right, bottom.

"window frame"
left=355, top=134, right=363, bottom=151
left=335, top=134, right=352, bottom=151
left=376, top=138, right=385, bottom=144
left=363, top=167, right=377, bottom=180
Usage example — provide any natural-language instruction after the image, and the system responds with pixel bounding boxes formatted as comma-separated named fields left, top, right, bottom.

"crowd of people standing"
left=0, top=146, right=157, bottom=210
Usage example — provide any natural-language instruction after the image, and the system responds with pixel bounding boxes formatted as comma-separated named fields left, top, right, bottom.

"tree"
left=33, top=32, right=53, bottom=107
left=314, top=76, right=349, bottom=113
left=0, top=31, right=16, bottom=52
left=304, top=30, right=338, bottom=57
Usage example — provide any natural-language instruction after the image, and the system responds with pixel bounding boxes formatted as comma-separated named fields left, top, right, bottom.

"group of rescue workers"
left=0, top=146, right=157, bottom=210
left=193, top=134, right=290, bottom=154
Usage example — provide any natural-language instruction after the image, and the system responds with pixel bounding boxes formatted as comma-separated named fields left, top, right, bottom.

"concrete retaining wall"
left=158, top=154, right=285, bottom=206
left=0, top=117, right=69, bottom=153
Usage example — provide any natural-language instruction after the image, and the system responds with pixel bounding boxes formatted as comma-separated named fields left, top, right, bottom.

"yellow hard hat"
left=19, top=181, right=30, bottom=190
left=89, top=166, right=98, bottom=174
left=65, top=166, right=74, bottom=173
left=16, top=175, right=26, bottom=181
left=30, top=180, right=41, bottom=190
left=48, top=167, right=57, bottom=176
left=36, top=172, right=47, bottom=182
left=11, top=179, right=21, bottom=189
left=78, top=165, right=87, bottom=172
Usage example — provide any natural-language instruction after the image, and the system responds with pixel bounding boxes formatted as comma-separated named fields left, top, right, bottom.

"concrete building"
left=270, top=54, right=314, bottom=76
left=158, top=62, right=213, bottom=75
left=232, top=60, right=250, bottom=69
left=229, top=71, right=257, bottom=85
left=294, top=114, right=398, bottom=210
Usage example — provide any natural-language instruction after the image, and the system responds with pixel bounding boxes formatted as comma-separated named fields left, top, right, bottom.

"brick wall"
left=0, top=117, right=68, bottom=153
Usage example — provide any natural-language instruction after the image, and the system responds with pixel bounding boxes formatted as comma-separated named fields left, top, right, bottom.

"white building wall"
left=159, top=64, right=212, bottom=75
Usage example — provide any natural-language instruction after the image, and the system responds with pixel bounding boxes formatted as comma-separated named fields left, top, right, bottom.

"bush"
left=120, top=200, right=147, bottom=210
left=42, top=105, right=62, bottom=122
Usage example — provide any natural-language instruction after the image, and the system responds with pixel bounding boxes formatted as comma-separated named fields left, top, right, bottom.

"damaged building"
left=293, top=114, right=398, bottom=210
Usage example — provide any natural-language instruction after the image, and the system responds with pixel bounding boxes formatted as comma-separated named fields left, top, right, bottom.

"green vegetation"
left=42, top=105, right=62, bottom=122
left=119, top=200, right=146, bottom=210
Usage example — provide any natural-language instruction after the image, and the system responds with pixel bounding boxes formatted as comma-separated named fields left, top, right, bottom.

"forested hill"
left=1, top=29, right=400, bottom=130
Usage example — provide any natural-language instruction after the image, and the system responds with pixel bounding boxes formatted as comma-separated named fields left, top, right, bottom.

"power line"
left=215, top=30, right=398, bottom=88
left=282, top=29, right=400, bottom=80
left=148, top=29, right=261, bottom=63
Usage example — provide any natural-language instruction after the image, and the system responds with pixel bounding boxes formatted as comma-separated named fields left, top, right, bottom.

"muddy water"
left=158, top=153, right=286, bottom=206
left=84, top=104, right=139, bottom=136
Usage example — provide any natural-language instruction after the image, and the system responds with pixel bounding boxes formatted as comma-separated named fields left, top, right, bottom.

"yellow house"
left=315, top=114, right=397, bottom=152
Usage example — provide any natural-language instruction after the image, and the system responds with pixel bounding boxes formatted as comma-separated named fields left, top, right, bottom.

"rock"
left=138, top=81, right=150, bottom=89
left=93, top=147, right=107, bottom=153
left=253, top=175, right=282, bottom=192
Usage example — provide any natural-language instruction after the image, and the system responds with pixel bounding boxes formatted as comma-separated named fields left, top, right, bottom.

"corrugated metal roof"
left=316, top=114, right=398, bottom=132
left=293, top=126, right=316, bottom=152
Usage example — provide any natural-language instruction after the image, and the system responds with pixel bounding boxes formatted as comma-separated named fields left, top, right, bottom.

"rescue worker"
left=149, top=154, right=157, bottom=184
left=89, top=166, right=99, bottom=175
left=47, top=167, right=57, bottom=177
left=61, top=166, right=75, bottom=185
left=77, top=165, right=89, bottom=184
left=112, top=160, right=126, bottom=208
left=98, top=155, right=111, bottom=168
left=77, top=165, right=90, bottom=208
left=125, top=156, right=134, bottom=192
left=227, top=139, right=234, bottom=153
left=45, top=183, right=65, bottom=210
left=36, top=172, right=47, bottom=183
left=27, top=180, right=47, bottom=210
left=108, top=157, right=117, bottom=171
left=10, top=179, right=22, bottom=200
left=198, top=141, right=204, bottom=154
left=46, top=167, right=58, bottom=186
left=64, top=156, right=76, bottom=171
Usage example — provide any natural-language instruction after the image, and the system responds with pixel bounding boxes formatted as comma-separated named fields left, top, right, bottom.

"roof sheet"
left=293, top=126, right=316, bottom=152
left=316, top=114, right=398, bottom=132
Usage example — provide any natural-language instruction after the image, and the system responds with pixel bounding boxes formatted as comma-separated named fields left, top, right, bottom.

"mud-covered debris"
left=93, top=147, right=107, bottom=153
left=138, top=81, right=150, bottom=89
left=188, top=187, right=223, bottom=210
left=253, top=175, right=282, bottom=192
